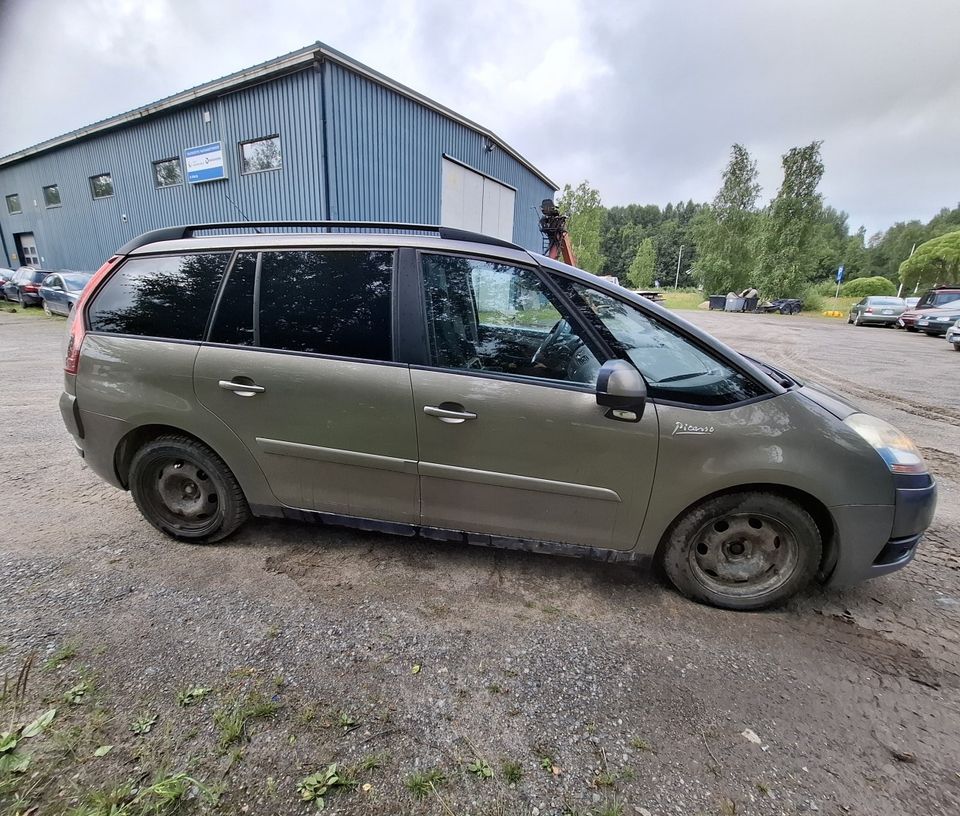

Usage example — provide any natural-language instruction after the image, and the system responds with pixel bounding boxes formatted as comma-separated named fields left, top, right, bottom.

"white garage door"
left=441, top=158, right=516, bottom=242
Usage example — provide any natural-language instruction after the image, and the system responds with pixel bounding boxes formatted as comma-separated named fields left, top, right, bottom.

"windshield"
left=555, top=279, right=767, bottom=406
left=918, top=290, right=960, bottom=307
left=868, top=297, right=904, bottom=305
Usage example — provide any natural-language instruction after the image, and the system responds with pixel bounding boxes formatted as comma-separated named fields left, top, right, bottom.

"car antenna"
left=221, top=191, right=261, bottom=234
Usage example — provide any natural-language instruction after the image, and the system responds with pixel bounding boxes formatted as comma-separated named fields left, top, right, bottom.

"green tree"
left=755, top=141, right=825, bottom=297
left=626, top=237, right=656, bottom=288
left=899, top=229, right=960, bottom=291
left=692, top=143, right=761, bottom=293
left=557, top=181, right=605, bottom=274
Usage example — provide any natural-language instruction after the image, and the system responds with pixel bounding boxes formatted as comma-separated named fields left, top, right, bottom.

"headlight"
left=844, top=414, right=927, bottom=474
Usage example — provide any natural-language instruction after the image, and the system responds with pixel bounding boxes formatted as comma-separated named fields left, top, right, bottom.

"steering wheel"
left=531, top=319, right=567, bottom=367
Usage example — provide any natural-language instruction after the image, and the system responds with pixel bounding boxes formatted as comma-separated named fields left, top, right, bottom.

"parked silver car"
left=847, top=296, right=906, bottom=326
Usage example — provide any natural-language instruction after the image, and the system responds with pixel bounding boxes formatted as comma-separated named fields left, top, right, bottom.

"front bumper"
left=826, top=478, right=937, bottom=586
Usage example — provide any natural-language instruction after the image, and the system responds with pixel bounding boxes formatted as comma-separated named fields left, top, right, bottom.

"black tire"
left=659, top=491, right=822, bottom=611
left=42, top=300, right=52, bottom=317
left=853, top=312, right=862, bottom=326
left=954, top=342, right=960, bottom=352
left=905, top=326, right=918, bottom=333
left=129, top=434, right=249, bottom=543
left=17, top=291, right=27, bottom=308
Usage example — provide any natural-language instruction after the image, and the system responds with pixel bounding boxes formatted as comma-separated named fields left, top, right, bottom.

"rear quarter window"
left=87, top=253, right=231, bottom=340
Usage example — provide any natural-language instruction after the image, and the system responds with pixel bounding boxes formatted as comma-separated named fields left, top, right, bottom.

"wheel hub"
left=156, top=461, right=212, bottom=520
left=690, top=512, right=800, bottom=598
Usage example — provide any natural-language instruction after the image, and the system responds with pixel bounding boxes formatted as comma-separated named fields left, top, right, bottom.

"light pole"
left=674, top=245, right=684, bottom=289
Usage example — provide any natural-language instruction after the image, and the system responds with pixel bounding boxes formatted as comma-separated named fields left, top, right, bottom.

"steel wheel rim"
left=141, top=456, right=223, bottom=535
left=43, top=301, right=51, bottom=316
left=688, top=512, right=800, bottom=599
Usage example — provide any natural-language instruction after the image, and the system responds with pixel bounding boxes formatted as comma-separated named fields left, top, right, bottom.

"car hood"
left=796, top=383, right=861, bottom=420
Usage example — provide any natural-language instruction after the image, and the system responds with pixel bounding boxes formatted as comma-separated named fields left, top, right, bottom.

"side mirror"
left=596, top=359, right=647, bottom=421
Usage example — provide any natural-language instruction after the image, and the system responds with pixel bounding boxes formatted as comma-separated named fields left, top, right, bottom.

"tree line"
left=558, top=143, right=960, bottom=298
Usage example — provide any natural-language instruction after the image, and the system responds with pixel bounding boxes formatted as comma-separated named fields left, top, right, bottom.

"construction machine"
left=539, top=199, right=578, bottom=267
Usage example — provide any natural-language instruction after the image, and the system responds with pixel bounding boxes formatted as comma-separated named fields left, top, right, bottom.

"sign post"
left=834, top=264, right=845, bottom=300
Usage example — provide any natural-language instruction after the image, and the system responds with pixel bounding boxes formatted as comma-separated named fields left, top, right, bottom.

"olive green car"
left=59, top=222, right=937, bottom=610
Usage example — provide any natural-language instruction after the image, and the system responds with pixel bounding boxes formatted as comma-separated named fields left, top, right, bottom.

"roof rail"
left=115, top=221, right=525, bottom=255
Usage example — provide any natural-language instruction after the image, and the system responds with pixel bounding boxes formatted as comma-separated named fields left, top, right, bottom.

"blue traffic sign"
left=836, top=265, right=845, bottom=283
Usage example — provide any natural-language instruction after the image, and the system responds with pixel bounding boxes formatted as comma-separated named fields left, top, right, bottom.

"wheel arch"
left=115, top=424, right=224, bottom=489
left=653, top=483, right=837, bottom=578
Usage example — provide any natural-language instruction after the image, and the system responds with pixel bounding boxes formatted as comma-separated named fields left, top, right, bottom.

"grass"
left=501, top=760, right=523, bottom=784
left=43, top=641, right=80, bottom=672
left=214, top=691, right=280, bottom=750
left=404, top=768, right=446, bottom=799
left=659, top=289, right=860, bottom=316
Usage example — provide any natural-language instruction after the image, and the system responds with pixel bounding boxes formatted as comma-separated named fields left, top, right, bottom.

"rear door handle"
left=218, top=379, right=265, bottom=397
left=424, top=404, right=477, bottom=423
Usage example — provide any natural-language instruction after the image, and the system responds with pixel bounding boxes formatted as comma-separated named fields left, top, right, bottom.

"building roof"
left=0, top=42, right=557, bottom=189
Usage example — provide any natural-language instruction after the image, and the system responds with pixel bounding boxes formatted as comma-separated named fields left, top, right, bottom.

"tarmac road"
left=0, top=307, right=957, bottom=816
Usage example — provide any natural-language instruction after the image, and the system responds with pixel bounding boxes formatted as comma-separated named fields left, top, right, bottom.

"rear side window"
left=88, top=253, right=231, bottom=340
left=257, top=250, right=393, bottom=360
left=210, top=253, right=257, bottom=346
left=28, top=271, right=46, bottom=283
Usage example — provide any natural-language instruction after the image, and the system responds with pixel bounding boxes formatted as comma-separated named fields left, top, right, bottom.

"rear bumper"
left=826, top=480, right=937, bottom=586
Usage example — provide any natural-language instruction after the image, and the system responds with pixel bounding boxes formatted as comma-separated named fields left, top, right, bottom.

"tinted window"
left=27, top=271, right=47, bottom=283
left=43, top=185, right=61, bottom=207
left=5, top=194, right=21, bottom=214
left=210, top=253, right=257, bottom=346
left=88, top=253, right=230, bottom=340
left=557, top=279, right=767, bottom=406
left=258, top=250, right=392, bottom=359
left=867, top=297, right=903, bottom=305
left=422, top=254, right=602, bottom=385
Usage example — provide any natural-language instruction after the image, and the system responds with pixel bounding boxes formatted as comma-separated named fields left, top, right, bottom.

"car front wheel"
left=129, top=435, right=249, bottom=543
left=42, top=300, right=52, bottom=316
left=660, top=491, right=822, bottom=610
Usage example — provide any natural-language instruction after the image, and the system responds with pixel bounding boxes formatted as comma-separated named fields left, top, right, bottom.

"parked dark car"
left=0, top=268, right=15, bottom=290
left=39, top=271, right=94, bottom=316
left=914, top=300, right=960, bottom=336
left=898, top=285, right=960, bottom=330
left=847, top=296, right=906, bottom=326
left=1, top=267, right=50, bottom=306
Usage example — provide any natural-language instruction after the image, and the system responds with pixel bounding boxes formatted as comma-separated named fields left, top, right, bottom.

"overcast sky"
left=1, top=0, right=958, bottom=234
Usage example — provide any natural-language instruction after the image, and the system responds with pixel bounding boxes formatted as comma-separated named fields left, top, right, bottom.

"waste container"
left=744, top=296, right=759, bottom=312
left=725, top=295, right=746, bottom=312
left=708, top=295, right=726, bottom=310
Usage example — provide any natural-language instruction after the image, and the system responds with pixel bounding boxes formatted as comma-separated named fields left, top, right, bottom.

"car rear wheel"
left=659, top=492, right=822, bottom=610
left=17, top=291, right=27, bottom=308
left=129, top=435, right=249, bottom=543
left=954, top=342, right=960, bottom=351
left=853, top=312, right=862, bottom=326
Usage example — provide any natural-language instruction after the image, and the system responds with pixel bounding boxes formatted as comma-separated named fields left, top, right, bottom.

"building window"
left=5, top=194, right=22, bottom=214
left=43, top=185, right=62, bottom=208
left=239, top=135, right=282, bottom=174
left=89, top=173, right=114, bottom=199
left=153, top=157, right=183, bottom=188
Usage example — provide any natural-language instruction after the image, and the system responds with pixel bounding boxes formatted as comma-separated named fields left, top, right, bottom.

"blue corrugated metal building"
left=0, top=42, right=557, bottom=271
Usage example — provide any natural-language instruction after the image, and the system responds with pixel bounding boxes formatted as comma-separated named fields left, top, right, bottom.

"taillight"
left=864, top=308, right=873, bottom=314
left=24, top=284, right=39, bottom=293
left=65, top=255, right=121, bottom=374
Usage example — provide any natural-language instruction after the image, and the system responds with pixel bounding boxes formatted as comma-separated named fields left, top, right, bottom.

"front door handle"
left=424, top=404, right=477, bottom=423
left=219, top=379, right=265, bottom=397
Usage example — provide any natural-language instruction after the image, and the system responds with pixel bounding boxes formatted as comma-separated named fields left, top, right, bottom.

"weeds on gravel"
left=64, top=679, right=93, bottom=705
left=630, top=737, right=654, bottom=752
left=43, top=641, right=80, bottom=672
left=501, top=760, right=523, bottom=784
left=297, top=764, right=358, bottom=810
left=404, top=768, right=446, bottom=798
left=176, top=686, right=212, bottom=707
left=68, top=771, right=216, bottom=816
left=214, top=691, right=279, bottom=750
left=130, top=712, right=158, bottom=735
left=360, top=752, right=388, bottom=771
left=467, top=758, right=493, bottom=780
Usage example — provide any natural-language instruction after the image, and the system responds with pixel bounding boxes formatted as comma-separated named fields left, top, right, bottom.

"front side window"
left=240, top=135, right=282, bottom=174
left=43, top=185, right=61, bottom=207
left=421, top=254, right=601, bottom=385
left=557, top=279, right=767, bottom=406
left=89, top=173, right=113, bottom=199
left=42, top=274, right=62, bottom=289
left=5, top=194, right=21, bottom=214
left=258, top=250, right=392, bottom=359
left=153, top=158, right=183, bottom=188
left=88, top=253, right=231, bottom=340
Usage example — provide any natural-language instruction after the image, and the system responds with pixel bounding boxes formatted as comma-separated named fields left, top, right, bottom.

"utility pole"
left=674, top=245, right=684, bottom=289
left=897, top=242, right=916, bottom=298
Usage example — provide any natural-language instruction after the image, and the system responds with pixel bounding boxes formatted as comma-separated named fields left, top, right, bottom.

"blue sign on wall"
left=184, top=142, right=226, bottom=183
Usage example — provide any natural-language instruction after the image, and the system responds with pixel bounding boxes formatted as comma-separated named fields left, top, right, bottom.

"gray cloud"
left=1, top=0, right=958, bottom=233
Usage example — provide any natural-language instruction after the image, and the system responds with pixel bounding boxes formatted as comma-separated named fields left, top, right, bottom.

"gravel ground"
left=0, top=306, right=958, bottom=816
